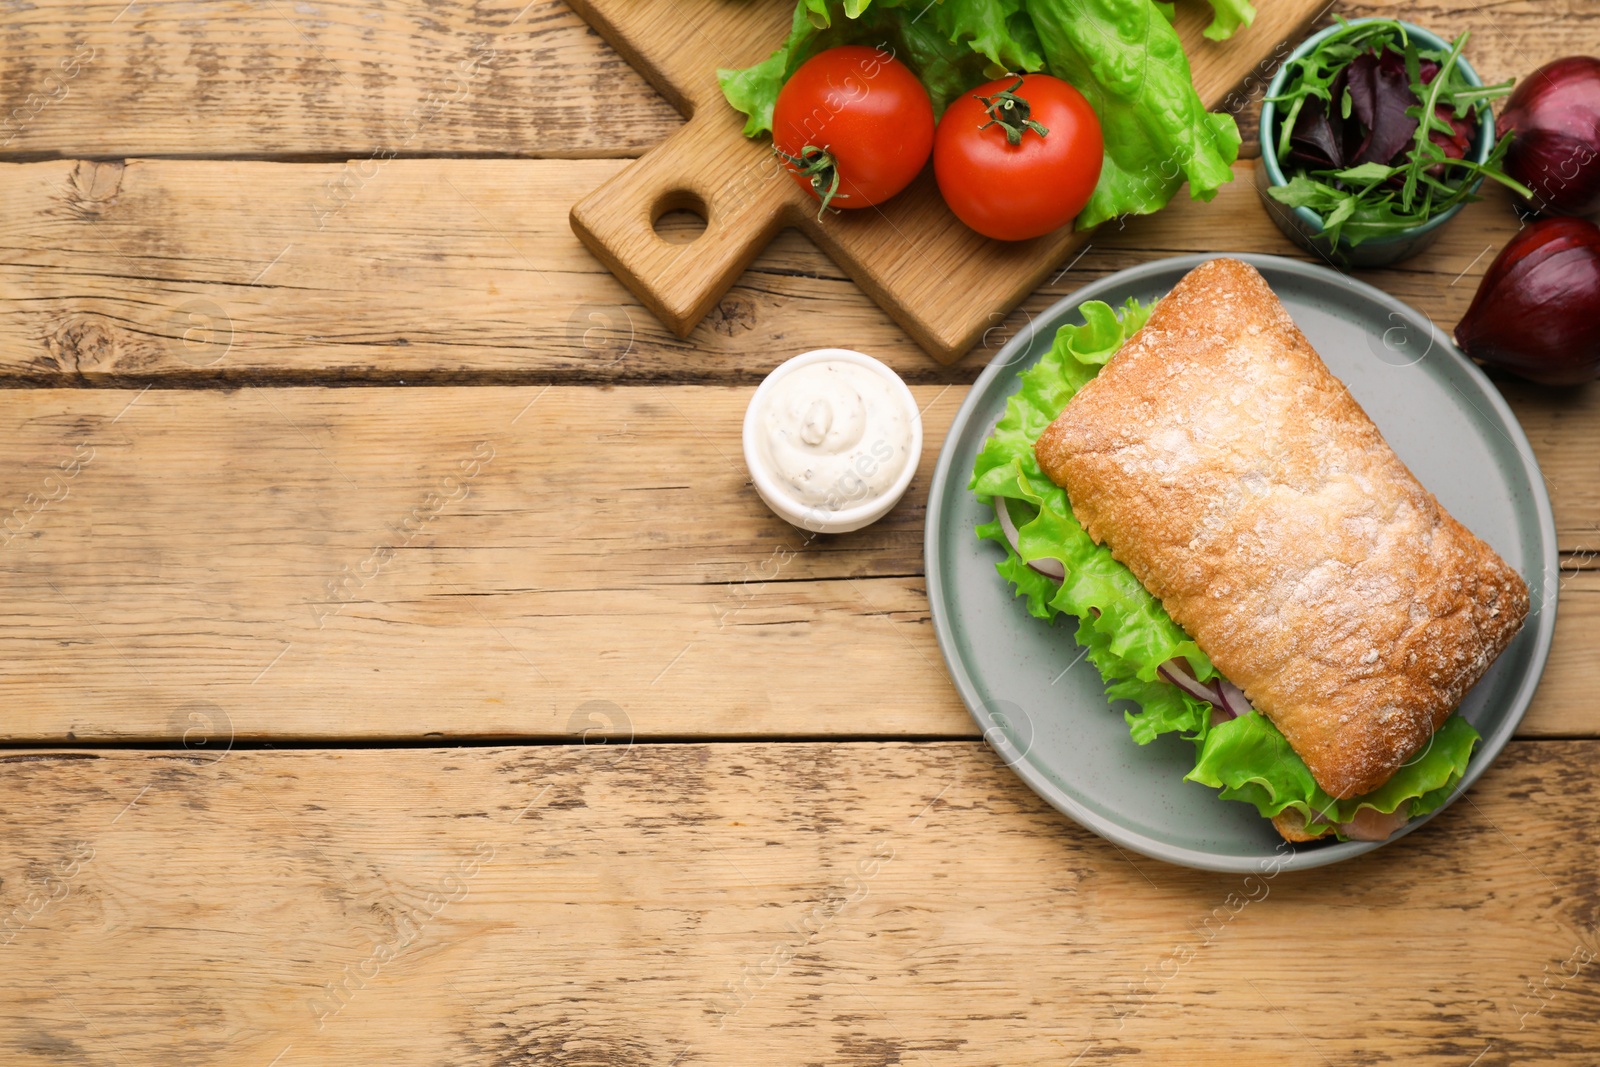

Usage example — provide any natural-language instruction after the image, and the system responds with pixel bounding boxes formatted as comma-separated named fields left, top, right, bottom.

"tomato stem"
left=773, top=144, right=850, bottom=219
left=975, top=77, right=1049, bottom=146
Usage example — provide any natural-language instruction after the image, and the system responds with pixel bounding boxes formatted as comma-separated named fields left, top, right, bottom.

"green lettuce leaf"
left=891, top=7, right=1011, bottom=114
left=1201, top=0, right=1255, bottom=42
left=970, top=297, right=1481, bottom=841
left=970, top=296, right=1215, bottom=700
left=716, top=0, right=996, bottom=136
left=1026, top=0, right=1241, bottom=229
left=785, top=0, right=1047, bottom=74
left=717, top=4, right=822, bottom=138
left=922, top=0, right=1046, bottom=74
left=1186, top=713, right=1479, bottom=837
left=718, top=0, right=1241, bottom=223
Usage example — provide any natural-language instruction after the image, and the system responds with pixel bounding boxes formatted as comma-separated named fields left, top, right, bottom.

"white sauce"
left=755, top=360, right=913, bottom=512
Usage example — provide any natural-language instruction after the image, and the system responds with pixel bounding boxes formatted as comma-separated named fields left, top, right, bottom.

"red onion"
left=1454, top=217, right=1600, bottom=385
left=1157, top=659, right=1218, bottom=704
left=1158, top=659, right=1253, bottom=722
left=993, top=497, right=1065, bottom=581
left=1498, top=56, right=1600, bottom=216
left=1216, top=678, right=1253, bottom=719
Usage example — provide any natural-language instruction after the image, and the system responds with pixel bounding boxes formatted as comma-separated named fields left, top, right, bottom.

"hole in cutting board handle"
left=651, top=189, right=708, bottom=245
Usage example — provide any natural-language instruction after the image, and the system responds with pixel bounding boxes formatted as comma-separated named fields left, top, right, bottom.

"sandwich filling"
left=971, top=292, right=1480, bottom=842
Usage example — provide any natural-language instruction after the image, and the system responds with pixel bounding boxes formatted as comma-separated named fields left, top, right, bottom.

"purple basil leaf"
left=1331, top=67, right=1367, bottom=165
left=1346, top=52, right=1379, bottom=128
left=1351, top=48, right=1420, bottom=166
left=1289, top=94, right=1345, bottom=169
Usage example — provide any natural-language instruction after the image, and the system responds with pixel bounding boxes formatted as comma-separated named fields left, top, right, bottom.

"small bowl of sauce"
left=743, top=348, right=923, bottom=534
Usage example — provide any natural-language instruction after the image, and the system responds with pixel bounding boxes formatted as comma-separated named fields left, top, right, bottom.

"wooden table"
left=1, top=2, right=1596, bottom=1063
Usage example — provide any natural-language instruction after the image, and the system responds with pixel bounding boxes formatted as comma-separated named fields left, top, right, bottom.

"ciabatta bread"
left=1035, top=258, right=1528, bottom=801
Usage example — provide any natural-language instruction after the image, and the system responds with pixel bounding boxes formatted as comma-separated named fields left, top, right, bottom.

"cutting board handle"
left=570, top=113, right=794, bottom=337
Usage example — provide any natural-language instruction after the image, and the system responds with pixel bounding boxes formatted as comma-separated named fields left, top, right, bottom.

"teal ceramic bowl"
left=1259, top=19, right=1495, bottom=269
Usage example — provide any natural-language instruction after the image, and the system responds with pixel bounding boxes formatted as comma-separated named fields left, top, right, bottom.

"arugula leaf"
left=1265, top=174, right=1343, bottom=210
left=1332, top=162, right=1400, bottom=183
left=1399, top=29, right=1468, bottom=211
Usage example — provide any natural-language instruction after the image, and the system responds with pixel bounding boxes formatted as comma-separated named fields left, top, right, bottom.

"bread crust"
left=1034, top=258, right=1529, bottom=800
left=1271, top=810, right=1331, bottom=843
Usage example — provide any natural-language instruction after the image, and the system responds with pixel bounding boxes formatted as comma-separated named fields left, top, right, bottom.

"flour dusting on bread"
left=1034, top=258, right=1529, bottom=801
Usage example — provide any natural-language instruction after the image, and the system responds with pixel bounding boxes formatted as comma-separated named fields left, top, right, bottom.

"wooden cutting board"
left=566, top=0, right=1327, bottom=364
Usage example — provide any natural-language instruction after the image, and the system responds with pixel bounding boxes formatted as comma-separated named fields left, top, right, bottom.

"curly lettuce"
left=718, top=1, right=998, bottom=137
left=972, top=298, right=1214, bottom=692
left=969, top=298, right=1480, bottom=841
left=1026, top=0, right=1242, bottom=228
left=1199, top=0, right=1255, bottom=42
left=1188, top=712, right=1477, bottom=838
left=718, top=0, right=1245, bottom=226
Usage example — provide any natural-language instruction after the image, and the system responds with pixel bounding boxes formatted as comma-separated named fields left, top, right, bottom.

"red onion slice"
left=1216, top=678, right=1252, bottom=720
left=1159, top=660, right=1255, bottom=723
left=1157, top=659, right=1217, bottom=704
left=993, top=497, right=1065, bottom=581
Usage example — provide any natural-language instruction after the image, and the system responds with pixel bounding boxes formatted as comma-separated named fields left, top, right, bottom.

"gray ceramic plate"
left=926, top=254, right=1559, bottom=873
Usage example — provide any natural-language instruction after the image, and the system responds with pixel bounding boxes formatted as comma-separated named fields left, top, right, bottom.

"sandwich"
left=972, top=258, right=1529, bottom=843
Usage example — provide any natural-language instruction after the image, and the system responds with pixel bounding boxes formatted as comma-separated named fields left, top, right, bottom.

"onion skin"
left=1498, top=56, right=1600, bottom=216
left=1454, top=217, right=1600, bottom=386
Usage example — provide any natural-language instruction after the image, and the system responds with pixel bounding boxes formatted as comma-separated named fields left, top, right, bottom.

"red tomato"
left=934, top=74, right=1104, bottom=241
left=772, top=45, right=935, bottom=213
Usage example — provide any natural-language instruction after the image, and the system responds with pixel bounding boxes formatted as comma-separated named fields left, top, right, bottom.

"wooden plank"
left=0, top=0, right=1572, bottom=164
left=0, top=156, right=1565, bottom=385
left=0, top=157, right=930, bottom=384
left=0, top=741, right=1595, bottom=1064
left=0, top=384, right=961, bottom=742
left=0, top=0, right=680, bottom=160
left=0, top=384, right=1592, bottom=742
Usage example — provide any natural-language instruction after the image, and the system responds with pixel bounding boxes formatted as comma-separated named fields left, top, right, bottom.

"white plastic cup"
left=742, top=348, right=924, bottom=534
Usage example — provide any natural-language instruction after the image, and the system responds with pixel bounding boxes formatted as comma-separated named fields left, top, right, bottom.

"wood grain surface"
left=0, top=0, right=1574, bottom=162
left=0, top=0, right=681, bottom=159
left=0, top=384, right=1593, bottom=743
left=0, top=742, right=1596, bottom=1066
left=0, top=157, right=1555, bottom=385
left=3, top=0, right=1598, bottom=1062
